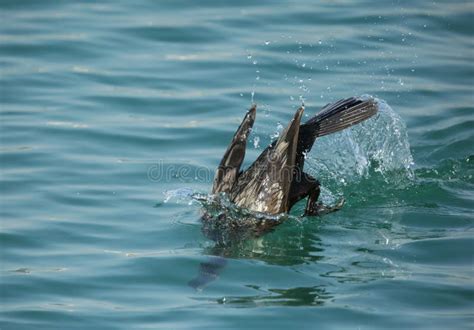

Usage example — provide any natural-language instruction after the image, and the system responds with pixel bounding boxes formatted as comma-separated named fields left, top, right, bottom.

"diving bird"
left=211, top=97, right=378, bottom=218
left=193, top=98, right=378, bottom=286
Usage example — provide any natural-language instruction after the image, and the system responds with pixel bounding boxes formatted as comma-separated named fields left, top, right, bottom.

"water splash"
left=307, top=97, right=414, bottom=188
left=270, top=122, right=284, bottom=139
left=193, top=193, right=297, bottom=245
left=194, top=193, right=290, bottom=224
left=163, top=188, right=194, bottom=204
left=253, top=135, right=260, bottom=149
left=165, top=98, right=415, bottom=211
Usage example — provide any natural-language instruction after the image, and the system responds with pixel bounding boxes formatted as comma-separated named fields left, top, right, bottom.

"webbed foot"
left=304, top=197, right=345, bottom=216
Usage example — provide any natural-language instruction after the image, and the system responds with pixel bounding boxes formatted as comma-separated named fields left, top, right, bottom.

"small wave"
left=416, top=156, right=473, bottom=183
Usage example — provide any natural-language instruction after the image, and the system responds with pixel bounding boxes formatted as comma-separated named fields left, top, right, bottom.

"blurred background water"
left=1, top=0, right=473, bottom=329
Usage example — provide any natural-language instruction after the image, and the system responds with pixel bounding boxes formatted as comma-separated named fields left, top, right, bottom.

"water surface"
left=1, top=1, right=473, bottom=329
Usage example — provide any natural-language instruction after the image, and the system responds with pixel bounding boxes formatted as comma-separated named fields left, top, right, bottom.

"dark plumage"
left=205, top=97, right=378, bottom=239
left=213, top=97, right=377, bottom=212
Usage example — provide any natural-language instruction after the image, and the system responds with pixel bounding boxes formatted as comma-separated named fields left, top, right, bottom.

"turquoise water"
left=1, top=1, right=473, bottom=329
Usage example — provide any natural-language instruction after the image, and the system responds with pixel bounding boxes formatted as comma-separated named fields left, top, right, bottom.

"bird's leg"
left=304, top=184, right=320, bottom=216
left=304, top=185, right=345, bottom=216
left=289, top=171, right=345, bottom=216
left=288, top=171, right=320, bottom=209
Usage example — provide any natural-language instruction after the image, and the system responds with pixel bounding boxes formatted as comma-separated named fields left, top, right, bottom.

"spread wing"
left=231, top=107, right=304, bottom=214
left=212, top=105, right=256, bottom=194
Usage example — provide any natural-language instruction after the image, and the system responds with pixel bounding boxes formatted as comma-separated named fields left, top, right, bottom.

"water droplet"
left=253, top=136, right=260, bottom=148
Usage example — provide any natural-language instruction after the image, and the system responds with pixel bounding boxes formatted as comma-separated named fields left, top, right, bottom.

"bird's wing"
left=212, top=105, right=256, bottom=194
left=231, top=107, right=304, bottom=214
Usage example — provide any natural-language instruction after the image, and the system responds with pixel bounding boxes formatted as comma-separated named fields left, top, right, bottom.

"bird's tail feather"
left=305, top=97, right=378, bottom=137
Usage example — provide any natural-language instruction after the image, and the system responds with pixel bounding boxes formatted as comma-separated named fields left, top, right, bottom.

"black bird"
left=205, top=97, right=378, bottom=237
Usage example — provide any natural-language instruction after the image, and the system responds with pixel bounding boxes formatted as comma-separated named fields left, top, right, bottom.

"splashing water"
left=163, top=188, right=195, bottom=204
left=164, top=98, right=415, bottom=214
left=253, top=136, right=260, bottom=149
left=270, top=122, right=284, bottom=139
left=307, top=97, right=414, bottom=188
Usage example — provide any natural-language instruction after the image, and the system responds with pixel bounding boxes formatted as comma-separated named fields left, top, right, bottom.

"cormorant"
left=205, top=97, right=378, bottom=238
